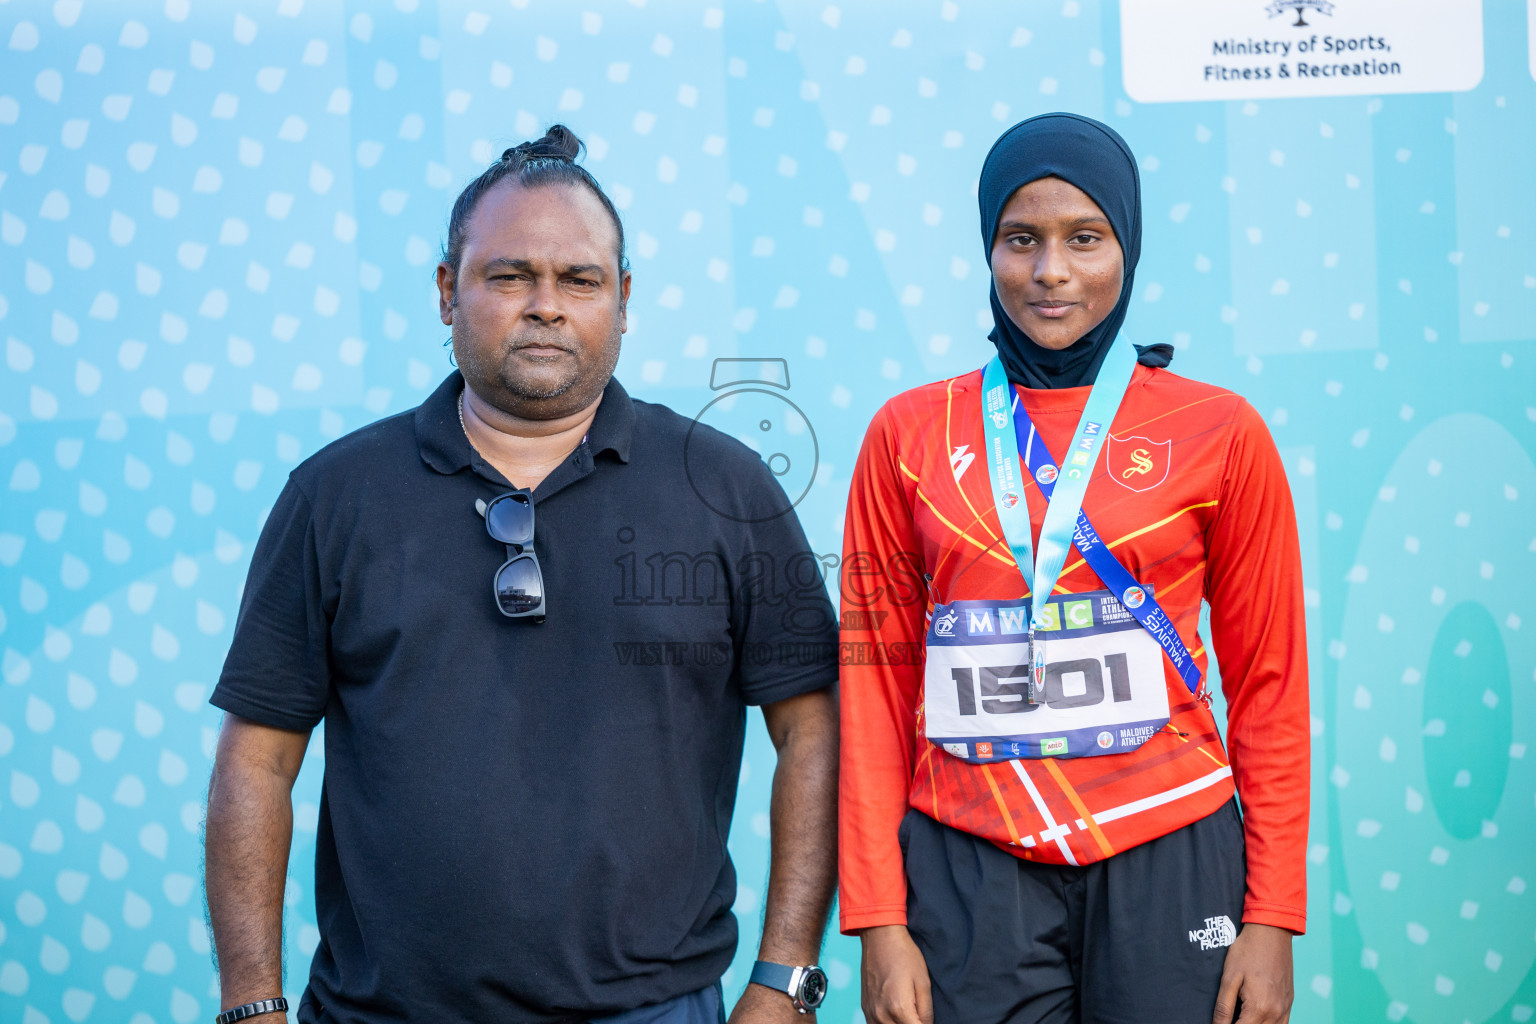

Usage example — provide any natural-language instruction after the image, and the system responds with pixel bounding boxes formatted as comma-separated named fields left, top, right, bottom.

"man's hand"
left=728, top=980, right=810, bottom=1024
left=1213, top=923, right=1294, bottom=1024
left=861, top=925, right=932, bottom=1024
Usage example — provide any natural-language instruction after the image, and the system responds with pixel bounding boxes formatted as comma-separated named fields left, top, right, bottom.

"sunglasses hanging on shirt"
left=484, top=489, right=546, bottom=622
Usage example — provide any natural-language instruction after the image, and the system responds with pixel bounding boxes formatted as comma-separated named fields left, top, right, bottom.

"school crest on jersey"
left=1106, top=434, right=1171, bottom=492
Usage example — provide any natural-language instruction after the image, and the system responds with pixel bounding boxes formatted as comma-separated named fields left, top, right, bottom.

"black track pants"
left=900, top=799, right=1248, bottom=1024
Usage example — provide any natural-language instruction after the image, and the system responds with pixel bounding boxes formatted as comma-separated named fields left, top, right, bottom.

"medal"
left=1029, top=629, right=1047, bottom=704
left=919, top=342, right=1203, bottom=767
left=984, top=347, right=1134, bottom=695
left=982, top=350, right=1204, bottom=701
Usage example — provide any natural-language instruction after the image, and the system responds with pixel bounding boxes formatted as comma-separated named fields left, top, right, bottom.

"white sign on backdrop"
left=1121, top=0, right=1484, bottom=103
left=1530, top=0, right=1536, bottom=82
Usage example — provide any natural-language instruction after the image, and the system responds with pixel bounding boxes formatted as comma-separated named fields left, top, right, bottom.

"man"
left=205, top=125, right=839, bottom=1024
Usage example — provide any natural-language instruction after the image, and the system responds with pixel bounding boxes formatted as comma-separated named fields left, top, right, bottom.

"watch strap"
left=215, top=997, right=289, bottom=1024
left=748, top=960, right=798, bottom=996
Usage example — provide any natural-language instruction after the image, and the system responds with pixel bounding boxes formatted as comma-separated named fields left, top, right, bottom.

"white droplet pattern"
left=2, top=2, right=1533, bottom=1022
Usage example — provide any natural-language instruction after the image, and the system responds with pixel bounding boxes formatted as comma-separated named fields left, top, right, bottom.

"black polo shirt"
left=211, top=372, right=838, bottom=1024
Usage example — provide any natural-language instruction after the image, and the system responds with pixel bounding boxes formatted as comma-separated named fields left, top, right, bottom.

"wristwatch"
left=749, top=960, right=828, bottom=1014
left=215, top=997, right=288, bottom=1023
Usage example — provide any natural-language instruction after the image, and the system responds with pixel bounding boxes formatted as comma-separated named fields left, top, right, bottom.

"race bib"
left=924, top=589, right=1171, bottom=762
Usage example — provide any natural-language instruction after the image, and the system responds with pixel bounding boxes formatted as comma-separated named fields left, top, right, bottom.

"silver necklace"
left=458, top=390, right=473, bottom=446
left=461, top=390, right=592, bottom=457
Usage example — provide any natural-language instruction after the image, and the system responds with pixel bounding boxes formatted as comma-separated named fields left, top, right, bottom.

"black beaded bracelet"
left=215, top=996, right=288, bottom=1024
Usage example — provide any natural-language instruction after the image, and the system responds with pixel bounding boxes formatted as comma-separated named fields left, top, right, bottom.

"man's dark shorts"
left=591, top=984, right=725, bottom=1024
left=309, top=984, right=725, bottom=1024
left=901, top=800, right=1247, bottom=1024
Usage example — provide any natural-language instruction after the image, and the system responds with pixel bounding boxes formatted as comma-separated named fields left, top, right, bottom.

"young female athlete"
left=838, top=113, right=1309, bottom=1024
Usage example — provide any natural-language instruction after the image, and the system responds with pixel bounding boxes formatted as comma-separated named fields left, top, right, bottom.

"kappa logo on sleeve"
left=1188, top=915, right=1238, bottom=950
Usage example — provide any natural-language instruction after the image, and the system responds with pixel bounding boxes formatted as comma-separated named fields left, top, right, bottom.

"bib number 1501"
left=951, top=654, right=1131, bottom=715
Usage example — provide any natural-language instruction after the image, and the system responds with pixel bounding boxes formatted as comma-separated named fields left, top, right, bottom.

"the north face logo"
left=1188, top=915, right=1237, bottom=950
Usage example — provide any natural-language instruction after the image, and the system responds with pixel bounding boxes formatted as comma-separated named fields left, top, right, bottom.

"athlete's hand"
left=1213, top=922, right=1294, bottom=1024
left=728, top=979, right=811, bottom=1024
left=860, top=925, right=932, bottom=1024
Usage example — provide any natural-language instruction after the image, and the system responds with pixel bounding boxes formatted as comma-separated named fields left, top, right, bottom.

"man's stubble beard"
left=453, top=303, right=623, bottom=420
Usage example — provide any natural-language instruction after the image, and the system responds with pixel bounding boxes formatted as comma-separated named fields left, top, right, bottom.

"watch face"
left=799, top=967, right=828, bottom=1009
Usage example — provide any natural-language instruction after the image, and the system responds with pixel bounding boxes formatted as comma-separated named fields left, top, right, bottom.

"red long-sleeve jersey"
left=838, top=364, right=1309, bottom=935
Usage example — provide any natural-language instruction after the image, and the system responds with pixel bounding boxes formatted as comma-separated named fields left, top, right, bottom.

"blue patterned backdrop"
left=2, top=1, right=1534, bottom=1022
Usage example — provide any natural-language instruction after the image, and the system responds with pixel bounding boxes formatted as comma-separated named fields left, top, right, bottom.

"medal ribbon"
left=1016, top=409, right=1203, bottom=696
left=982, top=343, right=1134, bottom=619
left=981, top=342, right=1202, bottom=696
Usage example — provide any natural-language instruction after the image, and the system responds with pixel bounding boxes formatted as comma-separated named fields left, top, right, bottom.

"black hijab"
left=978, top=112, right=1171, bottom=389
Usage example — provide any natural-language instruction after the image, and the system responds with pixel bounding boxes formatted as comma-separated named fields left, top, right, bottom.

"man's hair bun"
left=442, top=123, right=627, bottom=276
left=501, top=124, right=583, bottom=165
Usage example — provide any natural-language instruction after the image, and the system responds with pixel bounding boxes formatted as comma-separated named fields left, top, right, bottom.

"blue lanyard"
left=982, top=344, right=1135, bottom=620
left=1015, top=405, right=1203, bottom=696
left=981, top=344, right=1202, bottom=697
